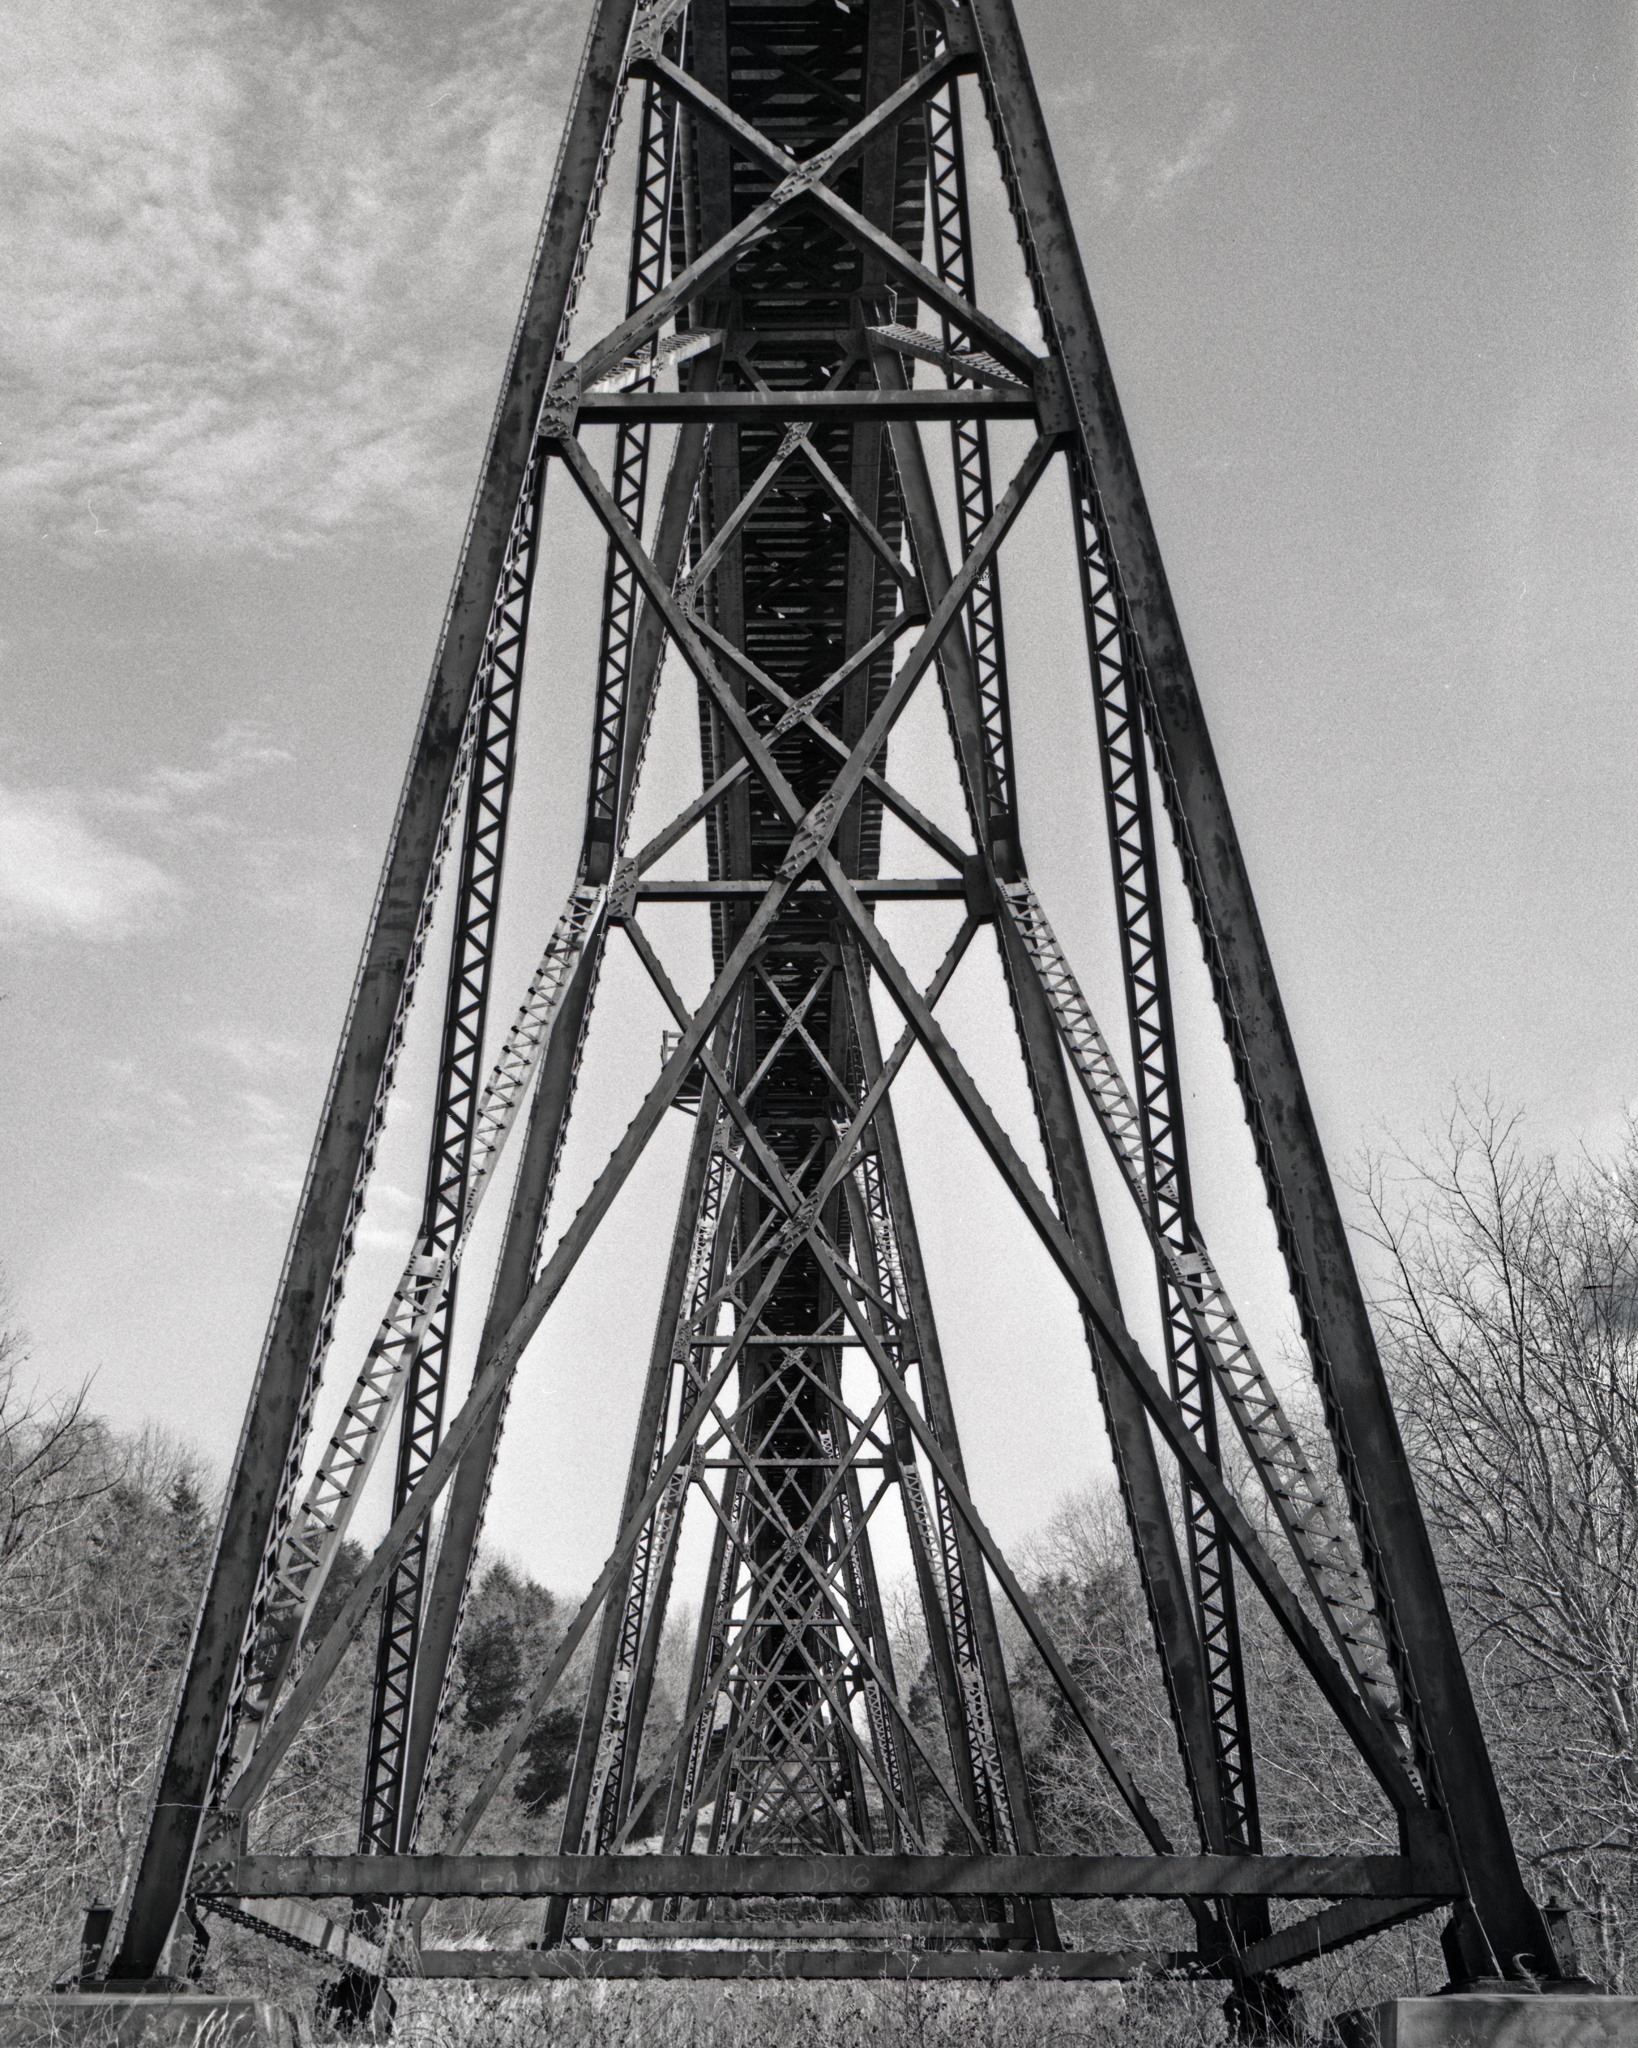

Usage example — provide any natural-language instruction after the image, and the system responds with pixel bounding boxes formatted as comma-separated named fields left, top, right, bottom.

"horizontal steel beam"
left=635, top=878, right=964, bottom=900
left=563, top=1918, right=1009, bottom=1941
left=410, top=1948, right=1193, bottom=1980
left=698, top=1334, right=871, bottom=1346
left=204, top=1852, right=1454, bottom=1901
left=576, top=390, right=1036, bottom=423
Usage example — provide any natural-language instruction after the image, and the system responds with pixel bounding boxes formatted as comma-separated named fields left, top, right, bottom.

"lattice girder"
left=103, top=0, right=1566, bottom=2015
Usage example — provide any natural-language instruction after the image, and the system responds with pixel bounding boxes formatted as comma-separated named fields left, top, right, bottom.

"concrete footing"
left=0, top=1995, right=299, bottom=2046
left=1334, top=1994, right=1638, bottom=2047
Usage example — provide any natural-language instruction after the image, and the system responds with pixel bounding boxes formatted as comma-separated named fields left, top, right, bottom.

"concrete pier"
left=1335, top=1993, right=1638, bottom=2046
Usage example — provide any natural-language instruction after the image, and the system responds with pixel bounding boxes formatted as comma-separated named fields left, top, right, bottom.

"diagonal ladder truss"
left=100, top=0, right=1569, bottom=2021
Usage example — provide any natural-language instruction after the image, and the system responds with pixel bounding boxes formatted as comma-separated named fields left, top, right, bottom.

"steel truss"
left=100, top=0, right=1568, bottom=2025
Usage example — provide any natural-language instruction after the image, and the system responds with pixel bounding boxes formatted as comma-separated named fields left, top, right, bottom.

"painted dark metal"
left=963, top=0, right=1557, bottom=1981
left=876, top=343, right=1234, bottom=1888
left=355, top=414, right=539, bottom=1874
left=102, top=0, right=1554, bottom=2012
left=410, top=1950, right=1198, bottom=1980
left=107, top=0, right=643, bottom=1981
left=208, top=1850, right=1457, bottom=1902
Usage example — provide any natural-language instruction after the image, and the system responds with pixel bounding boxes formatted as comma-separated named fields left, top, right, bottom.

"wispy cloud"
left=1144, top=17, right=1240, bottom=80
left=232, top=1088, right=308, bottom=1207
left=97, top=1057, right=308, bottom=1209
left=103, top=724, right=293, bottom=839
left=1146, top=98, right=1238, bottom=202
left=0, top=724, right=290, bottom=940
left=1041, top=6, right=1239, bottom=217
left=197, top=1027, right=313, bottom=1080
left=0, top=0, right=583, bottom=555
left=0, top=784, right=177, bottom=939
left=355, top=1179, right=420, bottom=1253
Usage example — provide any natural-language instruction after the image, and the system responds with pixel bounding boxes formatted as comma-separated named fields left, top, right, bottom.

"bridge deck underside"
left=656, top=0, right=941, bottom=1897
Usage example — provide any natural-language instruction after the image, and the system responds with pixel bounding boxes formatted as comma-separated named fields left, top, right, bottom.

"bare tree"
left=0, top=1276, right=103, bottom=1582
left=1362, top=1095, right=1638, bottom=1987
left=0, top=1272, right=214, bottom=1985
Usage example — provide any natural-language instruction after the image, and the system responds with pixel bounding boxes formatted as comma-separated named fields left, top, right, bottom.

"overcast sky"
left=2, top=0, right=1634, bottom=1600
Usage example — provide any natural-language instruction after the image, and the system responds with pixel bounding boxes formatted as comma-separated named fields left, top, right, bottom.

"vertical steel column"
left=817, top=1340, right=920, bottom=1851
left=108, top=0, right=644, bottom=1980
left=662, top=1469, right=742, bottom=1861
left=519, top=78, right=684, bottom=1905
left=920, top=60, right=1018, bottom=844
left=917, top=33, right=1253, bottom=1871
left=614, top=1119, right=744, bottom=1841
left=355, top=446, right=541, bottom=1867
left=838, top=937, right=1058, bottom=1948
left=841, top=1168, right=985, bottom=1839
left=359, top=52, right=677, bottom=1892
left=543, top=1029, right=737, bottom=1945
left=650, top=1105, right=753, bottom=1892
left=688, top=0, right=748, bottom=915
left=584, top=69, right=680, bottom=885
left=965, top=0, right=1555, bottom=1977
left=393, top=380, right=713, bottom=1870
left=1071, top=476, right=1262, bottom=1873
left=811, top=1348, right=886, bottom=1858
left=881, top=376, right=1230, bottom=1862
left=836, top=0, right=909, bottom=886
left=914, top=39, right=1248, bottom=1870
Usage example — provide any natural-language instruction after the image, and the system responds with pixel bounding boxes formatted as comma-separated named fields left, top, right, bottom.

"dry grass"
left=171, top=1906, right=1444, bottom=2047
left=4, top=1925, right=1442, bottom=2048
left=356, top=1977, right=1216, bottom=2048
left=0, top=1980, right=1226, bottom=2048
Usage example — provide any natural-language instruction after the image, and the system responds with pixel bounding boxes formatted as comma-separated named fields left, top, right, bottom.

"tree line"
left=1, top=1098, right=1634, bottom=2006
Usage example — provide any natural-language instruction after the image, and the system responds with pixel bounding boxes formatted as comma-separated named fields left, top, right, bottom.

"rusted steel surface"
left=411, top=1949, right=1185, bottom=1980
left=966, top=0, right=1557, bottom=1982
left=108, top=0, right=644, bottom=1984
left=103, top=0, right=1547, bottom=2010
left=209, top=1851, right=1453, bottom=1902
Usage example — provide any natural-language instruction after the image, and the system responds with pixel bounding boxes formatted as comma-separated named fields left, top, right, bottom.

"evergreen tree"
left=459, top=1614, right=522, bottom=1732
left=516, top=1706, right=581, bottom=1814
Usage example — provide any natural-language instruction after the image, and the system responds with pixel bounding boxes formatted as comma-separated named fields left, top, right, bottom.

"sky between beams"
left=1, top=0, right=1635, bottom=1593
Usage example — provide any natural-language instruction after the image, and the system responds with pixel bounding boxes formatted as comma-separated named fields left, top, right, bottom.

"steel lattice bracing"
left=100, top=0, right=1568, bottom=2019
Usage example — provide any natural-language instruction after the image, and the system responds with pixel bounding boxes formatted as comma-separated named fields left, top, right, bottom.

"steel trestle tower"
left=99, top=0, right=1571, bottom=2024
